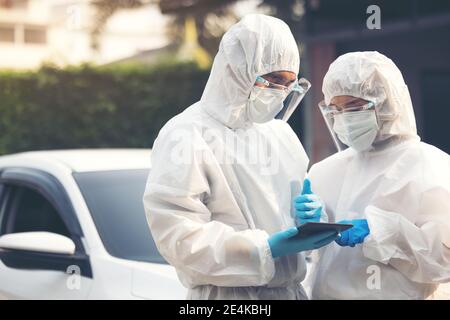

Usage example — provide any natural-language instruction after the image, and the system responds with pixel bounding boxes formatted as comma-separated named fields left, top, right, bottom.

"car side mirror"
left=0, top=232, right=76, bottom=255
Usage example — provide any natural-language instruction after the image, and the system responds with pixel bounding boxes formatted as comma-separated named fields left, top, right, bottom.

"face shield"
left=253, top=76, right=311, bottom=122
left=319, top=100, right=381, bottom=152
left=276, top=78, right=311, bottom=121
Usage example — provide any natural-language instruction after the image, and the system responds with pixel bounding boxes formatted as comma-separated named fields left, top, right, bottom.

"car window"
left=4, top=185, right=70, bottom=237
left=73, top=169, right=166, bottom=264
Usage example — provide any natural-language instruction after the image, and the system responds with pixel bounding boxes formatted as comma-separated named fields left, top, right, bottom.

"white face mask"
left=246, top=86, right=287, bottom=123
left=333, top=110, right=379, bottom=152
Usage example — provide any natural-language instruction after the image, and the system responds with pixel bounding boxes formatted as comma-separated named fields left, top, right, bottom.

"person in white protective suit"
left=142, top=14, right=340, bottom=300
left=143, top=15, right=337, bottom=299
left=306, top=51, right=450, bottom=299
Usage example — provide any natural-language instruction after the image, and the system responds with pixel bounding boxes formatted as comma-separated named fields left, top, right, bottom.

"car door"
left=0, top=167, right=93, bottom=299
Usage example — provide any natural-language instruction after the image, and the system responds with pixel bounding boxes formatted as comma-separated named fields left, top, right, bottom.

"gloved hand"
left=294, top=178, right=323, bottom=225
left=335, top=219, right=370, bottom=247
left=268, top=227, right=339, bottom=258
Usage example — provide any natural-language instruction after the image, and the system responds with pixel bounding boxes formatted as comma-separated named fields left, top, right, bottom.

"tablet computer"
left=297, top=222, right=353, bottom=237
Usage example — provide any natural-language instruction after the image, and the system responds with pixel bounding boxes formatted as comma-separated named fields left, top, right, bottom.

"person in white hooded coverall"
left=143, top=14, right=337, bottom=300
left=307, top=51, right=450, bottom=299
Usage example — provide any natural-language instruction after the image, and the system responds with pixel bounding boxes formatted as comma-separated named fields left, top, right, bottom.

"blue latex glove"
left=268, top=227, right=339, bottom=258
left=294, top=178, right=323, bottom=225
left=335, top=219, right=370, bottom=247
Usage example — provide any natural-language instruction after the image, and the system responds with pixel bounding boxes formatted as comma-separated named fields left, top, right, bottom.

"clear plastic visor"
left=276, top=78, right=311, bottom=121
left=318, top=100, right=378, bottom=151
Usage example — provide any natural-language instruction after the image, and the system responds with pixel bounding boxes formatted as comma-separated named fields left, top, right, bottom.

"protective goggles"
left=318, top=100, right=376, bottom=116
left=255, top=76, right=311, bottom=121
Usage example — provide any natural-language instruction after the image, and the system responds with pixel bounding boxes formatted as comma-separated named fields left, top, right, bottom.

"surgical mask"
left=247, top=86, right=287, bottom=123
left=332, top=110, right=379, bottom=152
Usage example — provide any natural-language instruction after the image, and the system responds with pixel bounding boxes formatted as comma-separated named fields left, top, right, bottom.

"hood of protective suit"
left=200, top=14, right=300, bottom=129
left=322, top=51, right=418, bottom=143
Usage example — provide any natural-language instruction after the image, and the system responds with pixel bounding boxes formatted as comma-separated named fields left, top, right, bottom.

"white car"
left=0, top=149, right=187, bottom=299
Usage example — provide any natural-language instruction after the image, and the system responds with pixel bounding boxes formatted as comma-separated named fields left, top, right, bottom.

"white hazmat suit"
left=143, top=14, right=310, bottom=300
left=309, top=51, right=450, bottom=299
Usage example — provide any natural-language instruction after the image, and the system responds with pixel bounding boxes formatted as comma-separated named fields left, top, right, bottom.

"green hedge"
left=0, top=63, right=210, bottom=155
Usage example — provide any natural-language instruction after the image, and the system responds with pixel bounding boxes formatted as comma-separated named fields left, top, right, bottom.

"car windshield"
left=73, top=169, right=166, bottom=264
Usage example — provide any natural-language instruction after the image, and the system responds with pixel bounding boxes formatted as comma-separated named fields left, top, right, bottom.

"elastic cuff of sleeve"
left=255, top=231, right=275, bottom=284
left=362, top=205, right=400, bottom=264
left=320, top=208, right=329, bottom=223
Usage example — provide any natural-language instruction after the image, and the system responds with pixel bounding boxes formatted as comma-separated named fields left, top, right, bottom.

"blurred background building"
left=297, top=0, right=450, bottom=162
left=0, top=0, right=449, bottom=163
left=0, top=0, right=170, bottom=68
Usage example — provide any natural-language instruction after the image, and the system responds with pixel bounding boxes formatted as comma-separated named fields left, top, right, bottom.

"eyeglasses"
left=255, top=76, right=310, bottom=95
left=318, top=100, right=375, bottom=116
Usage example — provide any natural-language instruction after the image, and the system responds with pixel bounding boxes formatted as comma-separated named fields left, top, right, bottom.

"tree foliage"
left=0, top=63, right=209, bottom=154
